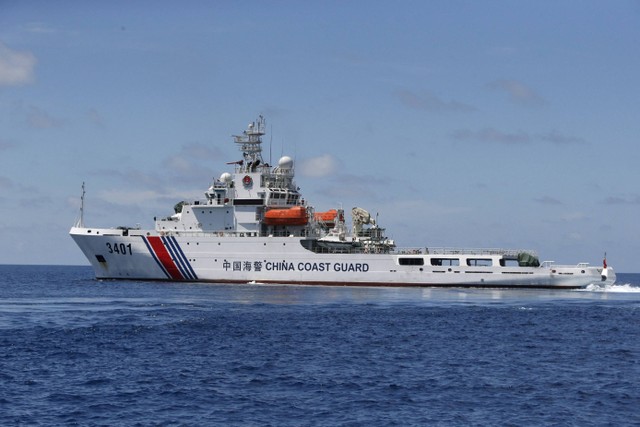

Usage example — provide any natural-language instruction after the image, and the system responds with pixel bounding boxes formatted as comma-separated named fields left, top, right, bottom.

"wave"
left=583, top=283, right=640, bottom=293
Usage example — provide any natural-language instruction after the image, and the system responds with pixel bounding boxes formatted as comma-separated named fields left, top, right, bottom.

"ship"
left=70, top=116, right=615, bottom=289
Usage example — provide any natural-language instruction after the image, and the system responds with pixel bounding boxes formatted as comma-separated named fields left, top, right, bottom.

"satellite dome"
left=278, top=156, right=293, bottom=169
left=220, top=172, right=232, bottom=183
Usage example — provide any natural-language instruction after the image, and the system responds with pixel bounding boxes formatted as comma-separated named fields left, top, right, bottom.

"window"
left=399, top=257, right=424, bottom=266
left=467, top=258, right=493, bottom=267
left=431, top=258, right=460, bottom=266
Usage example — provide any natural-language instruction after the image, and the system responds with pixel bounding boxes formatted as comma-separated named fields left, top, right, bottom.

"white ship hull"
left=70, top=227, right=615, bottom=289
left=70, top=116, right=615, bottom=289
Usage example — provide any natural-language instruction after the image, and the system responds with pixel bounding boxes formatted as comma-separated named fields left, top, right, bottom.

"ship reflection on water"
left=192, top=275, right=640, bottom=307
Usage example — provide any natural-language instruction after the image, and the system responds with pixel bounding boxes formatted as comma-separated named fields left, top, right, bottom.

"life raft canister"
left=242, top=175, right=252, bottom=186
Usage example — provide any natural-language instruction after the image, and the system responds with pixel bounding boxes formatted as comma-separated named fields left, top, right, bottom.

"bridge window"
left=431, top=258, right=460, bottom=266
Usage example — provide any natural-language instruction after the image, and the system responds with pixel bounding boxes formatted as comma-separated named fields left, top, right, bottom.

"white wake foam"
left=584, top=283, right=640, bottom=293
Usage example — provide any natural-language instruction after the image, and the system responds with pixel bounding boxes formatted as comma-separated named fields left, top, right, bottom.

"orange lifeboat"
left=314, top=209, right=338, bottom=227
left=263, top=206, right=308, bottom=226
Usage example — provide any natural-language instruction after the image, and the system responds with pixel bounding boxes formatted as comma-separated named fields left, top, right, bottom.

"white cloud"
left=452, top=128, right=585, bottom=146
left=565, top=231, right=584, bottom=241
left=299, top=154, right=339, bottom=178
left=0, top=41, right=37, bottom=86
left=392, top=199, right=471, bottom=216
left=98, top=187, right=204, bottom=210
left=536, top=130, right=586, bottom=145
left=99, top=189, right=163, bottom=205
left=488, top=79, right=545, bottom=106
left=0, top=139, right=15, bottom=151
left=534, top=196, right=563, bottom=205
left=309, top=172, right=390, bottom=204
left=560, top=212, right=588, bottom=222
left=27, top=106, right=64, bottom=129
left=164, top=155, right=191, bottom=174
left=603, top=195, right=640, bottom=205
left=24, top=22, right=58, bottom=34
left=451, top=127, right=531, bottom=145
left=162, top=143, right=225, bottom=183
left=395, top=89, right=476, bottom=113
left=92, top=168, right=160, bottom=188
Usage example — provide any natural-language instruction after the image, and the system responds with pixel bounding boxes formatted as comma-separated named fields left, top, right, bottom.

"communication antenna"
left=269, top=123, right=273, bottom=166
left=74, top=182, right=85, bottom=227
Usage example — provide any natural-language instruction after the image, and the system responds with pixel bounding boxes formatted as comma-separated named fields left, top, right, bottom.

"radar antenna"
left=233, top=115, right=265, bottom=172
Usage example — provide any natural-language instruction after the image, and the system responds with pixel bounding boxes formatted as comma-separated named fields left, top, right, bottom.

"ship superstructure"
left=70, top=116, right=615, bottom=288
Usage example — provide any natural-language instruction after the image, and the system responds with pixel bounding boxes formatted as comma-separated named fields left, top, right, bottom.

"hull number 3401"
left=106, top=242, right=132, bottom=255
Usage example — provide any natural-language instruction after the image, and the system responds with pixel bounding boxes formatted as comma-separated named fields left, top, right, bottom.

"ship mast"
left=74, top=182, right=85, bottom=228
left=233, top=115, right=265, bottom=172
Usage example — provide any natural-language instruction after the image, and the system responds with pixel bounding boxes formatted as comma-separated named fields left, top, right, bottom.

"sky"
left=1, top=1, right=639, bottom=271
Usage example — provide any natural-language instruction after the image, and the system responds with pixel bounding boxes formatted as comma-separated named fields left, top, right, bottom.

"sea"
left=1, top=265, right=639, bottom=426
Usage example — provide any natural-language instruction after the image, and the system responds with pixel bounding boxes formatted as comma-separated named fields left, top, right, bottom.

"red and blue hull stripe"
left=141, top=235, right=198, bottom=280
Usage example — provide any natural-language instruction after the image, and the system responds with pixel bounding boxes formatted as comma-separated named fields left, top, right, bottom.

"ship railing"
left=160, top=230, right=310, bottom=238
left=395, top=247, right=425, bottom=255
left=159, top=230, right=260, bottom=238
left=393, top=247, right=538, bottom=258
left=541, top=261, right=595, bottom=269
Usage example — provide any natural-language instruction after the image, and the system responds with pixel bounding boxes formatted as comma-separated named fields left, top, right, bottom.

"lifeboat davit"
left=264, top=206, right=308, bottom=226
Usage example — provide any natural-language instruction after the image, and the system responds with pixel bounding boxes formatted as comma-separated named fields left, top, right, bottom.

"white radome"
left=278, top=156, right=293, bottom=169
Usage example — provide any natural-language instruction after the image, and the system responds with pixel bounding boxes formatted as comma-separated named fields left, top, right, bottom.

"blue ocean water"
left=1, top=265, right=639, bottom=426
